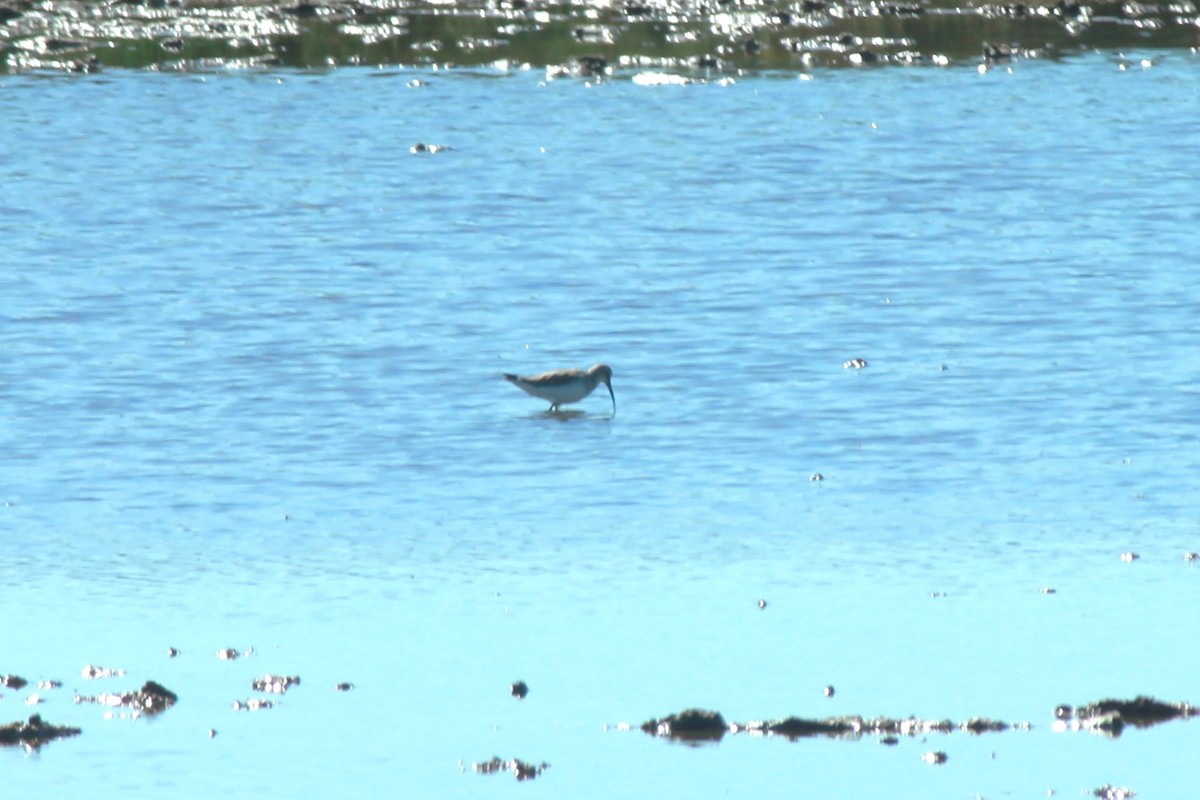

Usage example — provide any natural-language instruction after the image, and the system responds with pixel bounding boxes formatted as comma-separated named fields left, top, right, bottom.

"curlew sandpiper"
left=503, top=364, right=615, bottom=414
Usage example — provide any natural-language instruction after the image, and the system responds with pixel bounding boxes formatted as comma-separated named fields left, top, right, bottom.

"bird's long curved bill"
left=606, top=383, right=616, bottom=416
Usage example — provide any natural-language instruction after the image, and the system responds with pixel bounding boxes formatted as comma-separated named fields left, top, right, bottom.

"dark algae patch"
left=642, top=708, right=1020, bottom=743
left=1056, top=695, right=1197, bottom=736
left=1, top=675, right=28, bottom=691
left=641, top=709, right=729, bottom=742
left=2, top=0, right=1197, bottom=73
left=641, top=697, right=1194, bottom=752
left=75, top=680, right=180, bottom=716
left=0, top=715, right=82, bottom=749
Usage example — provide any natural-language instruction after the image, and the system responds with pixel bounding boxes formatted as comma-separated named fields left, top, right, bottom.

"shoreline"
left=2, top=0, right=1197, bottom=73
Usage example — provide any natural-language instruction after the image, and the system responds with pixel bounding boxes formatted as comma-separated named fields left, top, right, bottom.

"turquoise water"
left=2, top=57, right=1199, bottom=798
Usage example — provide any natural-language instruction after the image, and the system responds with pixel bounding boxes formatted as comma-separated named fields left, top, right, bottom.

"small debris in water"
left=232, top=698, right=274, bottom=712
left=1039, top=587, right=1057, bottom=594
left=809, top=473, right=824, bottom=481
left=961, top=718, right=1009, bottom=733
left=843, top=358, right=868, bottom=369
left=511, top=681, right=529, bottom=699
left=253, top=674, right=301, bottom=695
left=81, top=664, right=125, bottom=680
left=37, top=680, right=62, bottom=691
left=472, top=756, right=549, bottom=781
left=921, top=750, right=948, bottom=764
left=410, top=143, right=450, bottom=154
left=757, top=599, right=768, bottom=609
left=335, top=682, right=354, bottom=692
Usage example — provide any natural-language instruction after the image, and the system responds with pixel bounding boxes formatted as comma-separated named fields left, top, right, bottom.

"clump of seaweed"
left=75, top=680, right=178, bottom=716
left=0, top=715, right=82, bottom=749
left=641, top=709, right=729, bottom=742
left=1056, top=696, right=1196, bottom=737
left=642, top=709, right=1020, bottom=743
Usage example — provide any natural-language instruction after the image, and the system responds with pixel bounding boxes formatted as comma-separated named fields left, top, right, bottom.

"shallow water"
left=2, top=57, right=1200, bottom=797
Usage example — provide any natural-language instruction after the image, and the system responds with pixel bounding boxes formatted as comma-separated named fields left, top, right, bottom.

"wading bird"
left=503, top=364, right=615, bottom=415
